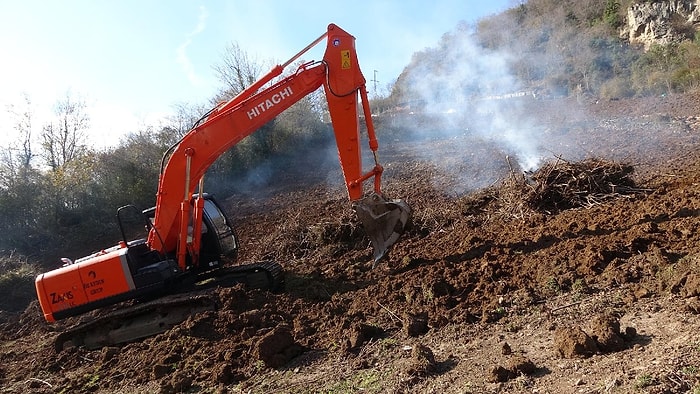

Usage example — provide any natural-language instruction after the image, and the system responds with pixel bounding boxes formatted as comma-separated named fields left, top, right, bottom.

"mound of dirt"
left=2, top=91, right=700, bottom=393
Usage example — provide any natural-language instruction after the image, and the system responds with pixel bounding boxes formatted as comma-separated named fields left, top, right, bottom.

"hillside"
left=1, top=1, right=700, bottom=393
left=1, top=91, right=700, bottom=393
left=386, top=0, right=700, bottom=109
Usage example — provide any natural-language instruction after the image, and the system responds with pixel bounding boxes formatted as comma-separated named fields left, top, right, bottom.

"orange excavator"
left=34, top=24, right=411, bottom=350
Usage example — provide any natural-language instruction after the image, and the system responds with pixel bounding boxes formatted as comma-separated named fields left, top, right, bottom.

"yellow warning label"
left=341, top=50, right=351, bottom=69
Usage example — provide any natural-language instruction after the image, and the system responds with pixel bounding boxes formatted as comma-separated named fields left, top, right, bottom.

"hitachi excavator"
left=34, top=24, right=411, bottom=351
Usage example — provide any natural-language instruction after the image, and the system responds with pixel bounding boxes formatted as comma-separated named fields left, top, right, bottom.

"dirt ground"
left=2, top=91, right=700, bottom=393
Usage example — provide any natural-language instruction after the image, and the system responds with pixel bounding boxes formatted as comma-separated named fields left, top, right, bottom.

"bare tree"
left=41, top=93, right=89, bottom=171
left=7, top=93, right=35, bottom=168
left=1, top=94, right=36, bottom=190
left=211, top=42, right=267, bottom=102
left=0, top=148, right=18, bottom=190
left=162, top=101, right=209, bottom=141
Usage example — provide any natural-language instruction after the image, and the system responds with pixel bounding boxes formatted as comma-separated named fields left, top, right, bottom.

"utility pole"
left=371, top=70, right=379, bottom=96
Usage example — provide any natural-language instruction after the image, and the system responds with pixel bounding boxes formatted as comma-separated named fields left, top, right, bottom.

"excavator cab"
left=139, top=193, right=239, bottom=271
left=197, top=195, right=239, bottom=265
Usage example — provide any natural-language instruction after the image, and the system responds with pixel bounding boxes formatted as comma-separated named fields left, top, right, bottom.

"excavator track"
left=54, top=261, right=283, bottom=352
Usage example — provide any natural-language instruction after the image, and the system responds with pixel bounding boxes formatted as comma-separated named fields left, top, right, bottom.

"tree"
left=5, top=93, right=34, bottom=168
left=93, top=129, right=165, bottom=211
left=162, top=101, right=209, bottom=143
left=40, top=93, right=89, bottom=171
left=205, top=43, right=331, bottom=195
left=0, top=95, right=46, bottom=253
left=211, top=41, right=267, bottom=101
left=209, top=42, right=277, bottom=181
left=1, top=94, right=36, bottom=191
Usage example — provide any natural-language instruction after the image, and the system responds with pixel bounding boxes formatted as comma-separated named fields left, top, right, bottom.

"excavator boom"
left=148, top=23, right=410, bottom=265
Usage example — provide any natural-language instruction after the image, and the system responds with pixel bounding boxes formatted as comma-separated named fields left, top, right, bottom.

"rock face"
left=623, top=0, right=700, bottom=50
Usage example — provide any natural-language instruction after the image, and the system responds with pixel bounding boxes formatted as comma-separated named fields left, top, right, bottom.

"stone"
left=623, top=0, right=700, bottom=50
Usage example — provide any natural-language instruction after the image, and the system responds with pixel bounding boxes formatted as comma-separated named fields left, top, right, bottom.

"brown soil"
left=2, top=91, right=700, bottom=393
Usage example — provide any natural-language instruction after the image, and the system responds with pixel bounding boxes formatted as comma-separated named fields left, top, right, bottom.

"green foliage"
left=323, top=369, right=388, bottom=393
left=629, top=42, right=700, bottom=94
left=0, top=165, right=49, bottom=251
left=672, top=66, right=700, bottom=91
left=634, top=373, right=655, bottom=389
left=0, top=124, right=163, bottom=257
left=81, top=373, right=101, bottom=391
left=603, top=0, right=622, bottom=29
left=93, top=130, right=165, bottom=210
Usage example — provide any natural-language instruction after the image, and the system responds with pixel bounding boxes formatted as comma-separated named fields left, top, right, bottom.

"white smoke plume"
left=392, top=23, right=563, bottom=194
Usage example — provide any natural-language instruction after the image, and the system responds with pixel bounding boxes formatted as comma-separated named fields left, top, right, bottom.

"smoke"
left=394, top=23, right=562, bottom=194
left=208, top=129, right=346, bottom=200
left=218, top=20, right=587, bottom=200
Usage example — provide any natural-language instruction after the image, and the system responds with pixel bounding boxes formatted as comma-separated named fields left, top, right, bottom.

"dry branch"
left=523, top=158, right=638, bottom=212
left=458, top=157, right=645, bottom=221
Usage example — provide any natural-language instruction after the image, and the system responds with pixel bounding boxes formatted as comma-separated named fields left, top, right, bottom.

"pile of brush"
left=521, top=158, right=638, bottom=213
left=460, top=157, right=643, bottom=221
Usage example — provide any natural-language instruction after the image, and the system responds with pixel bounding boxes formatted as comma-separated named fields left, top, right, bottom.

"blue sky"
left=0, top=0, right=514, bottom=148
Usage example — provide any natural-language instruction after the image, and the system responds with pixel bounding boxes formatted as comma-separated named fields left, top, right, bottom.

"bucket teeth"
left=353, top=193, right=412, bottom=263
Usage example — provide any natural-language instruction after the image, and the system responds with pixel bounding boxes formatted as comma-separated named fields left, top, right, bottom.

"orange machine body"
left=35, top=244, right=135, bottom=322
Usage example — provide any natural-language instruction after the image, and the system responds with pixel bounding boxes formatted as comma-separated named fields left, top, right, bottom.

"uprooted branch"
left=523, top=157, right=641, bottom=212
left=459, top=157, right=648, bottom=221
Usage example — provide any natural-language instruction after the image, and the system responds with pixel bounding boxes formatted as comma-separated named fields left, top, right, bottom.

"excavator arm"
left=148, top=23, right=410, bottom=266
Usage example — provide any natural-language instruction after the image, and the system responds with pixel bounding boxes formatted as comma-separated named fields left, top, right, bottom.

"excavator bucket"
left=353, top=193, right=412, bottom=263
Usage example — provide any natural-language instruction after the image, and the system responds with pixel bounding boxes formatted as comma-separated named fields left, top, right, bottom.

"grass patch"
left=634, top=373, right=656, bottom=389
left=323, top=369, right=389, bottom=393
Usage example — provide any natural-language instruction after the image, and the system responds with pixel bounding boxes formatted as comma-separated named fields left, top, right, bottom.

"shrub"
left=599, top=76, right=635, bottom=99
left=0, top=253, right=40, bottom=312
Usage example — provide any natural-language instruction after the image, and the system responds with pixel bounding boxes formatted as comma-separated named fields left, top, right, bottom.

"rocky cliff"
left=623, top=0, right=699, bottom=49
